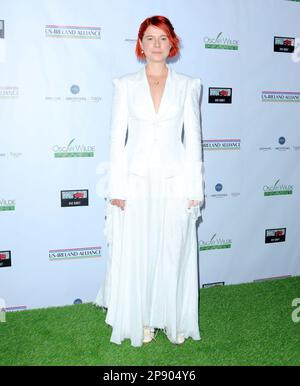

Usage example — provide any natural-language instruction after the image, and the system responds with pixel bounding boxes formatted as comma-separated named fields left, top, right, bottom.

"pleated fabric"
left=95, top=148, right=201, bottom=347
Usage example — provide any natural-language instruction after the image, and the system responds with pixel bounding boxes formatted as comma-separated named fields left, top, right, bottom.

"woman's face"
left=139, top=25, right=171, bottom=63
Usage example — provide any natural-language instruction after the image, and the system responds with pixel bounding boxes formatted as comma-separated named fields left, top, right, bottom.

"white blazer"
left=107, top=64, right=205, bottom=203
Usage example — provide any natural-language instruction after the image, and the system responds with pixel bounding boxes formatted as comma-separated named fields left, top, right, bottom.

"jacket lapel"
left=138, top=64, right=173, bottom=118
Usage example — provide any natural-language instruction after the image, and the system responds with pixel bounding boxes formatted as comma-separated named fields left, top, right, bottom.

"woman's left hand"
left=188, top=200, right=200, bottom=209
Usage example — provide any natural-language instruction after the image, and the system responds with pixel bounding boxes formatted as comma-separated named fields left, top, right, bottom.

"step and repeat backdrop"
left=1, top=0, right=300, bottom=311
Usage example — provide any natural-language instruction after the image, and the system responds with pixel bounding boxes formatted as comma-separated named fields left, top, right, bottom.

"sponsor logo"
left=0, top=298, right=5, bottom=322
left=263, top=179, right=293, bottom=196
left=45, top=84, right=101, bottom=103
left=275, top=136, right=290, bottom=151
left=0, top=152, right=22, bottom=159
left=202, top=282, right=225, bottom=288
left=49, top=246, right=101, bottom=261
left=279, top=136, right=285, bottom=145
left=0, top=251, right=12, bottom=268
left=200, top=234, right=232, bottom=251
left=215, top=183, right=223, bottom=192
left=124, top=38, right=137, bottom=43
left=204, top=32, right=239, bottom=50
left=274, top=36, right=295, bottom=53
left=45, top=25, right=101, bottom=39
left=203, top=139, right=241, bottom=151
left=0, top=199, right=16, bottom=211
left=61, top=189, right=89, bottom=207
left=53, top=138, right=95, bottom=158
left=259, top=136, right=294, bottom=152
left=210, top=183, right=240, bottom=199
left=0, top=21, right=5, bottom=63
left=275, top=137, right=290, bottom=151
left=253, top=275, right=291, bottom=283
left=0, top=87, right=19, bottom=98
left=70, top=85, right=80, bottom=94
left=265, top=228, right=286, bottom=243
left=0, top=20, right=4, bottom=39
left=262, top=91, right=300, bottom=102
left=5, top=305, right=27, bottom=312
left=209, top=87, right=232, bottom=103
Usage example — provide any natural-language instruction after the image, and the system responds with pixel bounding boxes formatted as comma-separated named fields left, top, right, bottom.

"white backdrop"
left=0, top=0, right=300, bottom=311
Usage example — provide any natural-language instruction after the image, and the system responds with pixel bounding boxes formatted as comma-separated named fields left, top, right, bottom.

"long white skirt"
left=94, top=157, right=202, bottom=347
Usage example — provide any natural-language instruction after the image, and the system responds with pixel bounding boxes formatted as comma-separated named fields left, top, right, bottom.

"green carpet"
left=1, top=276, right=299, bottom=366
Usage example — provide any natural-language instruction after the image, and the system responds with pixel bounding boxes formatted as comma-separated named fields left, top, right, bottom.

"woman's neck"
left=145, top=62, right=168, bottom=77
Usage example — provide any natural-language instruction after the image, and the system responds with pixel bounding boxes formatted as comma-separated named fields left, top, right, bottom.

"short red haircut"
left=135, top=15, right=180, bottom=59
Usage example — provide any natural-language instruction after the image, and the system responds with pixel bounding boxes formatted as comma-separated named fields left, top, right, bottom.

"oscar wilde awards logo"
left=0, top=198, right=16, bottom=211
left=204, top=32, right=239, bottom=50
left=263, top=180, right=293, bottom=196
left=52, top=138, right=95, bottom=158
left=199, top=233, right=232, bottom=251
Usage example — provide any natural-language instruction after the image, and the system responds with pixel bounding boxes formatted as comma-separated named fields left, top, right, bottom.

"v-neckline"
left=144, top=65, right=170, bottom=116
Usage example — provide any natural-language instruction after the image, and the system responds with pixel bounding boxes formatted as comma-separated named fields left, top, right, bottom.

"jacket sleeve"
left=183, top=77, right=205, bottom=204
left=107, top=77, right=128, bottom=200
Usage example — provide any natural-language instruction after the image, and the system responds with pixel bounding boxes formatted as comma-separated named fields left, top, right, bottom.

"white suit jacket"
left=107, top=64, right=205, bottom=203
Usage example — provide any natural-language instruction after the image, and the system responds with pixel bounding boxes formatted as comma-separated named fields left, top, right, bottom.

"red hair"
left=135, top=15, right=180, bottom=59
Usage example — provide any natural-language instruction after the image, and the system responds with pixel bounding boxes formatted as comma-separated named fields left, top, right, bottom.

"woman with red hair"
left=95, top=15, right=205, bottom=347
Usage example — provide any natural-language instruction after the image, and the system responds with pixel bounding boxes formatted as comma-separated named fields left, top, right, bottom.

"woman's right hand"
left=110, top=199, right=126, bottom=211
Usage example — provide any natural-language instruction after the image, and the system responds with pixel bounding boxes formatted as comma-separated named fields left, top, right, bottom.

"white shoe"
left=176, top=333, right=185, bottom=345
left=163, top=328, right=185, bottom=345
left=143, top=326, right=154, bottom=343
